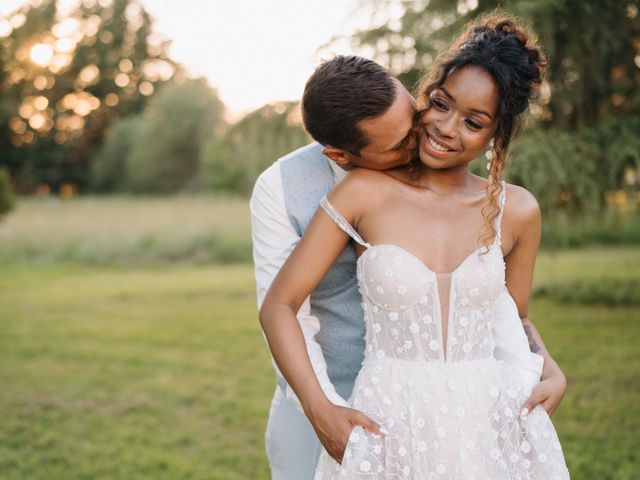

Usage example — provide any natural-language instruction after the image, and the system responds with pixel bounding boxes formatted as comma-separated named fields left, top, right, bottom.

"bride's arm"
left=503, top=184, right=567, bottom=416
left=259, top=172, right=382, bottom=461
left=251, top=164, right=349, bottom=409
left=492, top=291, right=544, bottom=395
left=260, top=203, right=351, bottom=412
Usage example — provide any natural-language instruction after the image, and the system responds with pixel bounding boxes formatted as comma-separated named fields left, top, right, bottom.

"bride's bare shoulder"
left=504, top=183, right=540, bottom=217
left=329, top=168, right=395, bottom=201
left=503, top=182, right=541, bottom=237
left=326, top=168, right=395, bottom=218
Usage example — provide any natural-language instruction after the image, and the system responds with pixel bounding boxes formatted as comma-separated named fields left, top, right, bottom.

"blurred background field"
left=1, top=0, right=640, bottom=478
left=3, top=195, right=640, bottom=265
left=1, top=196, right=639, bottom=480
left=0, top=195, right=251, bottom=264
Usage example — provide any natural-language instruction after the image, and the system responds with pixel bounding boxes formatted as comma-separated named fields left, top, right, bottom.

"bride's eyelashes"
left=465, top=118, right=483, bottom=130
left=431, top=96, right=448, bottom=111
left=430, top=95, right=487, bottom=131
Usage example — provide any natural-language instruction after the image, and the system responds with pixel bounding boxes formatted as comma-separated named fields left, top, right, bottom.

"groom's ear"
left=322, top=146, right=352, bottom=167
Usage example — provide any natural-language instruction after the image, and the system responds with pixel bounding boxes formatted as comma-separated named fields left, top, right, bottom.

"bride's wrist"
left=303, top=394, right=332, bottom=422
left=541, top=361, right=564, bottom=382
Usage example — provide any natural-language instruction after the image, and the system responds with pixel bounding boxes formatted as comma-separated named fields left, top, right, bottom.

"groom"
left=250, top=55, right=566, bottom=479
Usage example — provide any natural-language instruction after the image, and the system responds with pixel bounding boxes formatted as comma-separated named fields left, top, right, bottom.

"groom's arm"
left=250, top=162, right=348, bottom=411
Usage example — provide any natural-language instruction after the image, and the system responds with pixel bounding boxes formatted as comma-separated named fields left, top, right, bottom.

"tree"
left=347, top=0, right=640, bottom=129
left=123, top=79, right=226, bottom=193
left=344, top=0, right=640, bottom=213
left=93, top=78, right=225, bottom=193
left=201, top=102, right=310, bottom=194
left=0, top=168, right=14, bottom=219
left=91, top=115, right=137, bottom=192
left=507, top=116, right=640, bottom=214
left=0, top=0, right=178, bottom=193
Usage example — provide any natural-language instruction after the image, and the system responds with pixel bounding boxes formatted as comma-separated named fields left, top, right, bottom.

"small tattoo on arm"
left=523, top=326, right=542, bottom=353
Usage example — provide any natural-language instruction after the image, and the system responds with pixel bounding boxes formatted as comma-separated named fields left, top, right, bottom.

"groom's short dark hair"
left=302, top=55, right=397, bottom=156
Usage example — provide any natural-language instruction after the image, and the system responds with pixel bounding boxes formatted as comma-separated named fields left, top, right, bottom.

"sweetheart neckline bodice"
left=356, top=242, right=501, bottom=277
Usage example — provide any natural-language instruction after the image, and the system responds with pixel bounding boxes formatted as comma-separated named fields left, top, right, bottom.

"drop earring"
left=485, top=138, right=495, bottom=170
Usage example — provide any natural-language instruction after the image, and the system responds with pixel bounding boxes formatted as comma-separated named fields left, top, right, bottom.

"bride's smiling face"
left=418, top=65, right=500, bottom=170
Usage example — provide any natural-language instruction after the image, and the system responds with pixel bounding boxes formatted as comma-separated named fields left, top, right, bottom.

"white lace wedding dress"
left=314, top=187, right=569, bottom=479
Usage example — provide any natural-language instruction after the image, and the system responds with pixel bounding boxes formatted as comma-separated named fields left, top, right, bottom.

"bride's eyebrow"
left=439, top=87, right=493, bottom=120
left=439, top=87, right=455, bottom=101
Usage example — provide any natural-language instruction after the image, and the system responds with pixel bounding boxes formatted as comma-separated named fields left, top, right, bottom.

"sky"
left=1, top=0, right=384, bottom=121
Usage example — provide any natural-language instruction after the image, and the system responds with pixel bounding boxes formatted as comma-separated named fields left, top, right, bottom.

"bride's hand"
left=521, top=368, right=567, bottom=417
left=307, top=401, right=383, bottom=464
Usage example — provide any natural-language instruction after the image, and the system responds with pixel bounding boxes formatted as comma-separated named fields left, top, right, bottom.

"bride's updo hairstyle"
left=418, top=15, right=547, bottom=246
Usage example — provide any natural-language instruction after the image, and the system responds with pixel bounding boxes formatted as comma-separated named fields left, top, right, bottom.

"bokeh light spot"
left=115, top=73, right=130, bottom=87
left=105, top=93, right=119, bottom=107
left=119, top=58, right=133, bottom=73
left=34, top=96, right=49, bottom=110
left=30, top=43, right=54, bottom=67
left=29, top=113, right=46, bottom=130
left=139, top=81, right=154, bottom=96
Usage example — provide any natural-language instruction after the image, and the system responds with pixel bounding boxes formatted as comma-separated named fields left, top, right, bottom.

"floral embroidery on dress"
left=314, top=187, right=569, bottom=479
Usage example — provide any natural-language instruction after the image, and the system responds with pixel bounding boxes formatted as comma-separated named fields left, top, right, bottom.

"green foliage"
left=91, top=117, right=137, bottom=191
left=0, top=0, right=178, bottom=192
left=92, top=79, right=225, bottom=193
left=342, top=0, right=640, bottom=223
left=508, top=129, right=602, bottom=214
left=0, top=168, right=14, bottom=218
left=529, top=0, right=639, bottom=129
left=535, top=278, right=640, bottom=306
left=201, top=102, right=310, bottom=194
left=123, top=79, right=225, bottom=193
left=540, top=210, right=640, bottom=248
left=507, top=116, right=640, bottom=215
left=352, top=0, right=640, bottom=129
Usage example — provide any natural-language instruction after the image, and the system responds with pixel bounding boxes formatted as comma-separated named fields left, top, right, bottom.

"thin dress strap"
left=493, top=180, right=507, bottom=246
left=319, top=196, right=371, bottom=249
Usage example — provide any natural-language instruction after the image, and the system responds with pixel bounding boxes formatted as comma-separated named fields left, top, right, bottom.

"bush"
left=534, top=278, right=640, bottom=306
left=0, top=168, right=14, bottom=219
left=201, top=102, right=310, bottom=194
left=541, top=209, right=640, bottom=248
left=91, top=117, right=138, bottom=192
left=507, top=116, right=640, bottom=216
left=92, top=79, right=226, bottom=193
left=126, top=79, right=225, bottom=193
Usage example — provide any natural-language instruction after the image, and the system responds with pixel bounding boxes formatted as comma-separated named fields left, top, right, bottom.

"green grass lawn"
left=0, top=264, right=272, bottom=480
left=1, top=196, right=638, bottom=478
left=1, top=254, right=639, bottom=479
left=0, top=196, right=251, bottom=264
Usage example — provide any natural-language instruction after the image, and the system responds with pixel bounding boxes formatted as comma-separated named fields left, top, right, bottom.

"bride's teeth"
left=428, top=135, right=449, bottom=152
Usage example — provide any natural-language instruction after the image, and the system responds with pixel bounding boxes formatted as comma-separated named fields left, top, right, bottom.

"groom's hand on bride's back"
left=307, top=401, right=383, bottom=464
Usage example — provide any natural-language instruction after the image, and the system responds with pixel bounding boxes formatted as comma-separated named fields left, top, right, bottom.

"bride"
left=260, top=15, right=570, bottom=479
